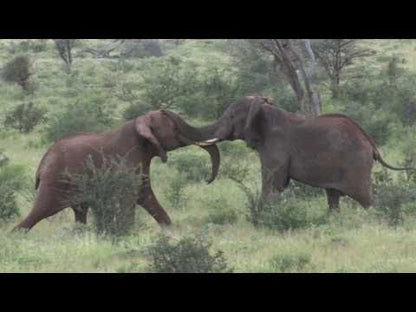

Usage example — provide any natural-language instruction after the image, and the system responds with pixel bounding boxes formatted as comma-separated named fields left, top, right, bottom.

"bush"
left=373, top=168, right=416, bottom=227
left=45, top=100, right=113, bottom=142
left=138, top=56, right=200, bottom=110
left=146, top=234, right=233, bottom=273
left=120, top=39, right=164, bottom=58
left=6, top=40, right=48, bottom=54
left=167, top=152, right=212, bottom=184
left=165, top=173, right=188, bottom=210
left=65, top=155, right=142, bottom=237
left=1, top=55, right=33, bottom=93
left=284, top=180, right=323, bottom=199
left=204, top=196, right=238, bottom=225
left=194, top=66, right=241, bottom=119
left=268, top=251, right=312, bottom=272
left=0, top=163, right=27, bottom=222
left=231, top=178, right=328, bottom=232
left=258, top=196, right=328, bottom=232
left=136, top=56, right=242, bottom=119
left=4, top=102, right=47, bottom=133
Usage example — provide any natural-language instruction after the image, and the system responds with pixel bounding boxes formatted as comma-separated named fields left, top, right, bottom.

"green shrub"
left=231, top=178, right=328, bottom=232
left=165, top=173, right=188, bottom=210
left=4, top=102, right=47, bottom=133
left=136, top=56, right=242, bottom=119
left=65, top=155, right=142, bottom=238
left=204, top=196, right=238, bottom=225
left=45, top=100, right=113, bottom=142
left=138, top=56, right=200, bottom=110
left=146, top=234, right=233, bottom=273
left=167, top=152, right=212, bottom=184
left=6, top=40, right=48, bottom=54
left=0, top=163, right=27, bottom=222
left=285, top=180, right=323, bottom=199
left=258, top=196, right=328, bottom=232
left=373, top=168, right=416, bottom=227
left=1, top=55, right=33, bottom=93
left=269, top=251, right=311, bottom=272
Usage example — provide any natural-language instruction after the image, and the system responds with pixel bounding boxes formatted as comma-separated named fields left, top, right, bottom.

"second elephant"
left=13, top=110, right=219, bottom=232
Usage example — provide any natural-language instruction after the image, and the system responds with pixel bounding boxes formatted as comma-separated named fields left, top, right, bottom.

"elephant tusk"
left=195, top=138, right=220, bottom=146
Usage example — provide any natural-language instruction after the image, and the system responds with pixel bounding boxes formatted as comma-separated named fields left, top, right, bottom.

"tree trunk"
left=271, top=39, right=321, bottom=117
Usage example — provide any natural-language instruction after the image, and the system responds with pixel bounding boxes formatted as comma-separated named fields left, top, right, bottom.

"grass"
left=4, top=207, right=416, bottom=272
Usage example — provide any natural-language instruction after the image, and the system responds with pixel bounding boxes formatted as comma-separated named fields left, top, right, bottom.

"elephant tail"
left=373, top=150, right=415, bottom=171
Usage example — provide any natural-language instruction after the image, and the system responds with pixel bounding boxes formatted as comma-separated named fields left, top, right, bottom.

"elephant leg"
left=137, top=176, right=171, bottom=227
left=325, top=189, right=342, bottom=211
left=347, top=186, right=373, bottom=209
left=12, top=186, right=68, bottom=232
left=72, top=203, right=88, bottom=224
left=342, top=170, right=373, bottom=209
left=261, top=159, right=289, bottom=201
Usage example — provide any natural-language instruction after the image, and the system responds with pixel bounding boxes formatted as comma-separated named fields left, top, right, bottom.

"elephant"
left=12, top=110, right=219, bottom=232
left=164, top=96, right=414, bottom=210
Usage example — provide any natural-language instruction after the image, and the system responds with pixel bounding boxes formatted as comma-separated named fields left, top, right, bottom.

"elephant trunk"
left=162, top=110, right=226, bottom=143
left=163, top=110, right=227, bottom=184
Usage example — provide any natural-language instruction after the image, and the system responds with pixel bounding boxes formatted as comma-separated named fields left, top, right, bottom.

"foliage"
left=194, top=66, right=241, bottom=118
left=269, top=251, right=311, bottom=272
left=0, top=163, right=27, bottom=222
left=54, top=39, right=78, bottom=71
left=6, top=39, right=49, bottom=54
left=119, top=39, right=164, bottom=58
left=137, top=56, right=200, bottom=110
left=256, top=195, right=328, bottom=232
left=45, top=100, right=113, bottom=142
left=122, top=101, right=153, bottom=121
left=312, top=39, right=376, bottom=96
left=1, top=55, right=33, bottom=93
left=165, top=173, right=188, bottom=210
left=167, top=152, right=212, bottom=184
left=204, top=195, right=238, bottom=225
left=373, top=168, right=416, bottom=227
left=284, top=180, right=323, bottom=199
left=4, top=102, right=47, bottom=133
left=135, top=56, right=241, bottom=119
left=146, top=234, right=233, bottom=273
left=230, top=175, right=328, bottom=231
left=64, top=155, right=142, bottom=237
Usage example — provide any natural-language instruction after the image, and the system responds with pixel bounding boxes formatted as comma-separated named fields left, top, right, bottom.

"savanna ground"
left=1, top=39, right=416, bottom=272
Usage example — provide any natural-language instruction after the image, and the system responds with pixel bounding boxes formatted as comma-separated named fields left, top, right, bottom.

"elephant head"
left=162, top=96, right=275, bottom=149
left=135, top=110, right=221, bottom=184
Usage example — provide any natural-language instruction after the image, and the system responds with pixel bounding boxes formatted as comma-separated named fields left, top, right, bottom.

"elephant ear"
left=244, top=100, right=264, bottom=148
left=135, top=116, right=167, bottom=163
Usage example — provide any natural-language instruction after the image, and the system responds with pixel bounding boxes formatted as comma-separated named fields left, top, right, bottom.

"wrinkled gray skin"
left=165, top=96, right=412, bottom=210
left=13, top=110, right=220, bottom=232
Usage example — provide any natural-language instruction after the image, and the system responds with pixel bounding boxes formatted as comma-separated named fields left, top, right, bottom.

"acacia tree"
left=311, top=39, right=376, bottom=97
left=54, top=39, right=78, bottom=71
left=82, top=39, right=125, bottom=58
left=254, top=39, right=321, bottom=117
